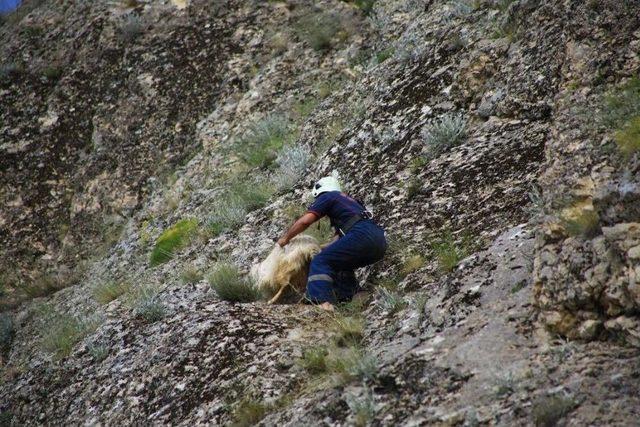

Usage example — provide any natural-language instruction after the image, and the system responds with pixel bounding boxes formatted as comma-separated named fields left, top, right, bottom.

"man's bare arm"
left=277, top=212, right=318, bottom=247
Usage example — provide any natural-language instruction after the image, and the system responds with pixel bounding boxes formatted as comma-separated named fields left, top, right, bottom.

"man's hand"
left=319, top=302, right=335, bottom=312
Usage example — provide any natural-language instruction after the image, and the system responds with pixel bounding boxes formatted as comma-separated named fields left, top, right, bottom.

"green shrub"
left=601, top=76, right=640, bottom=128
left=87, top=342, right=109, bottom=361
left=375, top=287, right=406, bottom=314
left=208, top=263, right=260, bottom=303
left=352, top=0, right=376, bottom=15
left=41, top=313, right=98, bottom=359
left=207, top=182, right=274, bottom=236
left=42, top=65, right=62, bottom=80
left=331, top=315, right=364, bottom=347
left=272, top=145, right=311, bottom=191
left=149, top=218, right=199, bottom=266
left=431, top=231, right=470, bottom=273
left=119, top=14, right=144, bottom=42
left=401, top=253, right=424, bottom=276
left=346, top=387, right=376, bottom=427
left=236, top=115, right=292, bottom=168
left=532, top=395, right=575, bottom=427
left=0, top=63, right=23, bottom=81
left=295, top=11, right=342, bottom=51
left=299, top=346, right=329, bottom=375
left=0, top=314, right=14, bottom=355
left=231, top=398, right=269, bottom=427
left=180, top=264, right=203, bottom=284
left=333, top=346, right=379, bottom=382
left=614, top=116, right=640, bottom=158
left=560, top=205, right=600, bottom=238
left=130, top=286, right=167, bottom=323
left=375, top=47, right=394, bottom=64
left=93, top=281, right=130, bottom=304
left=421, top=113, right=467, bottom=156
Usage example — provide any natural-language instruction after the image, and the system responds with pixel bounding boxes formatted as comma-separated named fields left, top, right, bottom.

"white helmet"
left=311, top=176, right=341, bottom=198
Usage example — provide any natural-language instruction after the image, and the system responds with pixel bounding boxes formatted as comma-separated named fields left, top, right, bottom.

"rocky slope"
left=1, top=0, right=640, bottom=425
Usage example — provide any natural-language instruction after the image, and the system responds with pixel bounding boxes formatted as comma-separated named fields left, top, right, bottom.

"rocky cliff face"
left=1, top=0, right=640, bottom=425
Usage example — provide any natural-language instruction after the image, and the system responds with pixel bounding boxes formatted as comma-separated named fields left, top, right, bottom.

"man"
left=277, top=176, right=387, bottom=311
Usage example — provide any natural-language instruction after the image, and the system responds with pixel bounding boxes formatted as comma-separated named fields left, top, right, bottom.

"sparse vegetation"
left=375, top=287, right=406, bottom=314
left=207, top=181, right=274, bottom=236
left=93, top=281, right=130, bottom=304
left=614, top=116, right=640, bottom=158
left=401, top=253, right=425, bottom=276
left=0, top=63, right=23, bottom=81
left=40, top=310, right=99, bottom=359
left=119, top=14, right=144, bottom=42
left=0, top=314, right=14, bottom=355
left=532, top=395, right=576, bottom=427
left=375, top=47, right=394, bottom=64
left=346, top=387, right=376, bottom=427
left=431, top=231, right=471, bottom=272
left=149, top=218, right=199, bottom=266
left=299, top=346, right=329, bottom=375
left=42, top=65, right=62, bottom=80
left=129, top=285, right=167, bottom=323
left=421, top=113, right=468, bottom=157
left=208, top=263, right=260, bottom=303
left=272, top=145, right=311, bottom=191
left=333, top=346, right=379, bottom=382
left=412, top=293, right=429, bottom=324
left=180, top=264, right=203, bottom=284
left=87, top=342, right=109, bottom=361
left=560, top=204, right=599, bottom=238
left=295, top=11, right=343, bottom=51
left=601, top=76, right=640, bottom=128
left=236, top=114, right=293, bottom=168
left=331, top=315, right=364, bottom=347
left=231, top=398, right=269, bottom=427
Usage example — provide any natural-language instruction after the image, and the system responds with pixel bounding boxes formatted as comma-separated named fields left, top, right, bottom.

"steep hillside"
left=1, top=0, right=640, bottom=425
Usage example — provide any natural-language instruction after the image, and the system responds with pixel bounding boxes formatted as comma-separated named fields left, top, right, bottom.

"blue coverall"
left=305, top=191, right=387, bottom=304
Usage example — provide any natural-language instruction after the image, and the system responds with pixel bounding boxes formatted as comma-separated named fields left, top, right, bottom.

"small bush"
left=614, top=116, right=640, bottom=158
left=119, top=14, right=144, bottom=42
left=236, top=115, right=292, bottom=168
left=431, top=231, right=469, bottom=272
left=560, top=206, right=599, bottom=238
left=0, top=314, right=14, bottom=355
left=0, top=63, right=23, bottom=81
left=299, top=346, right=329, bottom=375
left=375, top=47, right=394, bottom=64
left=180, top=264, right=203, bottom=284
left=421, top=113, right=467, bottom=156
left=42, top=65, right=62, bottom=80
left=601, top=76, right=640, bottom=128
left=149, top=218, right=199, bottom=266
left=208, top=263, right=260, bottom=303
left=295, top=11, right=342, bottom=51
left=87, top=342, right=109, bottom=361
left=346, top=387, right=376, bottom=427
left=331, top=315, right=364, bottom=347
left=352, top=0, right=376, bottom=15
left=41, top=313, right=98, bottom=359
left=130, top=286, right=167, bottom=323
left=375, top=287, right=406, bottom=314
left=401, top=253, right=424, bottom=276
left=231, top=398, right=269, bottom=427
left=532, top=395, right=576, bottom=427
left=272, top=145, right=311, bottom=191
left=333, top=346, right=379, bottom=382
left=93, top=281, right=130, bottom=304
left=207, top=182, right=274, bottom=236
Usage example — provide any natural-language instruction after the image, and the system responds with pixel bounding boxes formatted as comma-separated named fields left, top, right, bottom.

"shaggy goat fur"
left=251, top=235, right=321, bottom=304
